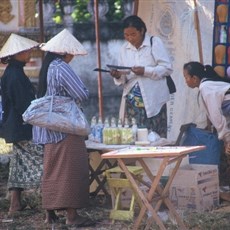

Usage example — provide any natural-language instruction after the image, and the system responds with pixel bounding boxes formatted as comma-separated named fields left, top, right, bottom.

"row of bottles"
left=88, top=116, right=138, bottom=145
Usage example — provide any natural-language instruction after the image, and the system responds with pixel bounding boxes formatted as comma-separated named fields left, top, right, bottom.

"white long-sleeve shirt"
left=199, top=80, right=230, bottom=142
left=114, top=34, right=173, bottom=119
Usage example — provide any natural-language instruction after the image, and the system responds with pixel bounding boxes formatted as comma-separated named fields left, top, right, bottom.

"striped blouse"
left=33, top=58, right=89, bottom=144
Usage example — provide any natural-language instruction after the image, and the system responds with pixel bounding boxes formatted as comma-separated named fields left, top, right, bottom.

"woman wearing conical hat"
left=33, top=29, right=95, bottom=227
left=0, top=34, right=43, bottom=215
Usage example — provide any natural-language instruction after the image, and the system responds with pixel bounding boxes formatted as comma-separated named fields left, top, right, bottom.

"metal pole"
left=194, top=0, right=203, bottom=64
left=94, top=0, right=103, bottom=119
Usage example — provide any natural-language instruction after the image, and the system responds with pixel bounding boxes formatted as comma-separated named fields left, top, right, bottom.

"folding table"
left=101, top=145, right=206, bottom=230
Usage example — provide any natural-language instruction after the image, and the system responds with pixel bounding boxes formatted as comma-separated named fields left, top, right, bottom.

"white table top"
left=85, top=138, right=174, bottom=152
left=101, top=145, right=206, bottom=159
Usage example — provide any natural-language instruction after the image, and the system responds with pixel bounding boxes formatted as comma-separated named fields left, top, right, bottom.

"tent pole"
left=193, top=0, right=203, bottom=64
left=94, top=0, right=103, bottom=119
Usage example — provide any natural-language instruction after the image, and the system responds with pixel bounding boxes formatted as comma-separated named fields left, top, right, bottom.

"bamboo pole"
left=94, top=0, right=103, bottom=120
left=193, top=0, right=204, bottom=64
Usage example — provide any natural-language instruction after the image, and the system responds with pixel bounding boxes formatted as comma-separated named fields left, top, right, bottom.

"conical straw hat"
left=40, top=29, right=87, bottom=56
left=0, top=33, right=39, bottom=59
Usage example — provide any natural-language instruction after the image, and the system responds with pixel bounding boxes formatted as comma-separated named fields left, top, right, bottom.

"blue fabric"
left=181, top=125, right=223, bottom=165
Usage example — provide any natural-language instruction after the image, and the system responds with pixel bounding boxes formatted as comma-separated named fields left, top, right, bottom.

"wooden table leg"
left=138, top=157, right=187, bottom=230
left=89, top=150, right=117, bottom=196
left=134, top=158, right=169, bottom=230
left=160, top=157, right=187, bottom=229
left=117, top=159, right=167, bottom=230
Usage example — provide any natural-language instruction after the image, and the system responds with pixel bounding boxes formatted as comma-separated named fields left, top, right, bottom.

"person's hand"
left=225, top=142, right=230, bottom=155
left=131, top=66, right=144, bottom=75
left=110, top=69, right=121, bottom=79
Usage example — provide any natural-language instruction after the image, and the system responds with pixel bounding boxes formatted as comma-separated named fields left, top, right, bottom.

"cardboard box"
left=169, top=164, right=219, bottom=212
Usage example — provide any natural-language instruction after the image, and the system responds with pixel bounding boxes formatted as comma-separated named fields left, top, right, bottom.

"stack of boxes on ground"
left=168, top=124, right=221, bottom=216
left=169, top=164, right=219, bottom=216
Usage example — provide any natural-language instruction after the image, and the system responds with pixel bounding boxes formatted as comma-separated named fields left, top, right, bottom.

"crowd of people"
left=0, top=14, right=230, bottom=227
left=0, top=28, right=94, bottom=227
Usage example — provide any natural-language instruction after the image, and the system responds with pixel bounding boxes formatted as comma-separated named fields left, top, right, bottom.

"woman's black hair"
left=183, top=61, right=230, bottom=83
left=122, top=15, right=147, bottom=34
left=37, top=52, right=64, bottom=98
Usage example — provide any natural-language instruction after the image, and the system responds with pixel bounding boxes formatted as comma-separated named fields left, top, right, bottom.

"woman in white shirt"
left=110, top=15, right=173, bottom=138
left=183, top=61, right=230, bottom=154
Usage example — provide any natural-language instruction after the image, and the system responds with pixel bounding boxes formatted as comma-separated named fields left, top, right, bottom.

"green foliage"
left=72, top=0, right=91, bottom=22
left=52, top=0, right=125, bottom=24
left=106, top=0, right=124, bottom=22
left=53, top=2, right=63, bottom=24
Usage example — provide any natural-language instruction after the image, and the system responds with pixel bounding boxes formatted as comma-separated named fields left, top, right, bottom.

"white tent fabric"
left=138, top=0, right=214, bottom=141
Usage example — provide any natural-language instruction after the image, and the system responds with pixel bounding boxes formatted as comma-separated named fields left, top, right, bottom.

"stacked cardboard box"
left=169, top=164, right=219, bottom=212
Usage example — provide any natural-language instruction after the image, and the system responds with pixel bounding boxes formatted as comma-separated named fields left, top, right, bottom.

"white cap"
left=0, top=33, right=39, bottom=59
left=40, top=29, right=87, bottom=56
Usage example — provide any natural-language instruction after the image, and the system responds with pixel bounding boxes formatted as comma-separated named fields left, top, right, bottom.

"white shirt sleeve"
left=200, top=82, right=230, bottom=141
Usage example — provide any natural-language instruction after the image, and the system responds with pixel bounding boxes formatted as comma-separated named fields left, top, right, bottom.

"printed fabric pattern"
left=126, top=83, right=144, bottom=108
left=7, top=140, right=43, bottom=189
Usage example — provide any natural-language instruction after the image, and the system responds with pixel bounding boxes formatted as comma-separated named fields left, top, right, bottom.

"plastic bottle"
left=103, top=117, right=110, bottom=144
left=95, top=117, right=104, bottom=143
left=121, top=118, right=133, bottom=144
left=117, top=118, right=123, bottom=145
left=110, top=117, right=120, bottom=144
left=88, top=116, right=97, bottom=141
left=131, top=117, right=138, bottom=143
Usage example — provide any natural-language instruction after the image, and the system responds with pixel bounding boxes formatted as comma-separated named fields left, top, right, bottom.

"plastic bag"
left=23, top=95, right=90, bottom=136
left=180, top=124, right=223, bottom=165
